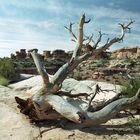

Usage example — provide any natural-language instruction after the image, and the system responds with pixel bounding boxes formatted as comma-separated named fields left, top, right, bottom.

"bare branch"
left=92, top=31, right=105, bottom=50
left=118, top=19, right=134, bottom=40
left=83, top=88, right=140, bottom=126
left=70, top=14, right=92, bottom=62
left=87, top=84, right=100, bottom=111
left=84, top=19, right=91, bottom=23
left=84, top=33, right=94, bottom=45
left=64, top=22, right=77, bottom=42
left=94, top=19, right=134, bottom=53
left=92, top=93, right=122, bottom=112
left=56, top=91, right=89, bottom=99
left=123, top=110, right=135, bottom=118
left=78, top=14, right=90, bottom=47
left=71, top=39, right=77, bottom=42
left=70, top=45, right=81, bottom=62
left=29, top=50, right=50, bottom=91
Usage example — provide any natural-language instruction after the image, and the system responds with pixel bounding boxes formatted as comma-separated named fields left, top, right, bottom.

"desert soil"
left=0, top=77, right=140, bottom=140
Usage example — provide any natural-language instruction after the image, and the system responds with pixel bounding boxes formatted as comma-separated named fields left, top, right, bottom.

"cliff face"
left=111, top=47, right=140, bottom=59
left=11, top=47, right=140, bottom=60
left=11, top=49, right=71, bottom=60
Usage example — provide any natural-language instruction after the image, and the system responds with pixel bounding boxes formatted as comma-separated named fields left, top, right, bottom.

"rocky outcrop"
left=15, top=49, right=27, bottom=59
left=10, top=46, right=140, bottom=60
left=43, top=50, right=52, bottom=59
left=92, top=68, right=127, bottom=79
left=111, top=47, right=140, bottom=59
left=52, top=49, right=69, bottom=60
left=27, top=49, right=38, bottom=58
left=11, top=49, right=71, bottom=60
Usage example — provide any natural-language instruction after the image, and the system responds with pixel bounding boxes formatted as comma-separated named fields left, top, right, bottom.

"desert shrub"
left=0, top=58, right=16, bottom=80
left=14, top=58, right=35, bottom=68
left=127, top=117, right=140, bottom=133
left=121, top=78, right=140, bottom=98
left=105, top=77, right=110, bottom=81
left=45, top=60, right=54, bottom=67
left=0, top=76, right=9, bottom=86
left=76, top=75, right=83, bottom=80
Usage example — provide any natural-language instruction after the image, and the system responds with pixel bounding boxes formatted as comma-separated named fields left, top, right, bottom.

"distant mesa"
left=43, top=50, right=51, bottom=59
left=111, top=46, right=140, bottom=59
left=11, top=49, right=71, bottom=60
left=10, top=48, right=110, bottom=60
left=11, top=49, right=27, bottom=59
left=10, top=46, right=140, bottom=60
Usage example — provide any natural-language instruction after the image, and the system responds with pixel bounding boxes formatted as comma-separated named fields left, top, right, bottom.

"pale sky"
left=0, top=0, right=140, bottom=57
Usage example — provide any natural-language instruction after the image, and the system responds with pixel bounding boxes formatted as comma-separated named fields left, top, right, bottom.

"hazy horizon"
left=0, top=0, right=140, bottom=57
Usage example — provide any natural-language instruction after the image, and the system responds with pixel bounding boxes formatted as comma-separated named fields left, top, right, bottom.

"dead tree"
left=15, top=14, right=140, bottom=126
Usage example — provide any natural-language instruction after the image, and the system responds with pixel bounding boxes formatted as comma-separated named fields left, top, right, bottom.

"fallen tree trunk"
left=16, top=88, right=140, bottom=126
left=15, top=14, right=139, bottom=126
left=84, top=89, right=140, bottom=125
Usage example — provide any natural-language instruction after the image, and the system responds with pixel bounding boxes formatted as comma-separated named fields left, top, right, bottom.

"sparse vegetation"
left=13, top=58, right=35, bottom=68
left=0, top=58, right=16, bottom=80
left=127, top=117, right=140, bottom=133
left=0, top=76, right=9, bottom=86
left=121, top=78, right=140, bottom=98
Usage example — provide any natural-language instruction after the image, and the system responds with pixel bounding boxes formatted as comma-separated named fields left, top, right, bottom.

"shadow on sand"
left=34, top=116, right=140, bottom=137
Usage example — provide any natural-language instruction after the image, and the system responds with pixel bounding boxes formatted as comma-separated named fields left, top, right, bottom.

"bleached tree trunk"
left=15, top=14, right=139, bottom=126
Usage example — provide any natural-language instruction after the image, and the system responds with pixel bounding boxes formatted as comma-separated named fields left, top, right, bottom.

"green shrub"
left=0, top=58, right=16, bottom=80
left=0, top=76, right=9, bottom=86
left=121, top=78, right=140, bottom=98
left=127, top=117, right=140, bottom=133
left=14, top=58, right=35, bottom=68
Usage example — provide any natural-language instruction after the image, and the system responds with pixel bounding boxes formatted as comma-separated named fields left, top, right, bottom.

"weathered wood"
left=30, top=50, right=50, bottom=93
left=16, top=88, right=140, bottom=125
left=90, top=93, right=122, bottom=112
left=64, top=22, right=77, bottom=42
left=84, top=88, right=140, bottom=125
left=15, top=14, right=138, bottom=126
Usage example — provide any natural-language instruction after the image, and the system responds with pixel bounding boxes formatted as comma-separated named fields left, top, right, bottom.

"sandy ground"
left=0, top=76, right=140, bottom=140
left=34, top=115, right=140, bottom=140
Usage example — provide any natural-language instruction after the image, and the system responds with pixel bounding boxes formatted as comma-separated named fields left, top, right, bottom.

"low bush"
left=127, top=117, right=140, bottom=133
left=0, top=58, right=16, bottom=80
left=0, top=76, right=9, bottom=86
left=121, top=78, right=140, bottom=98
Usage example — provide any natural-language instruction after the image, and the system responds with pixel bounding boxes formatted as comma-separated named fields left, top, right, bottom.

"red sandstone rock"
left=111, top=47, right=140, bottom=59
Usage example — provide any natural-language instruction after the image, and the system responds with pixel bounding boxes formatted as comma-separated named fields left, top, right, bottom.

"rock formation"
left=11, top=49, right=70, bottom=60
left=10, top=46, right=140, bottom=60
left=15, top=49, right=27, bottom=59
left=111, top=47, right=140, bottom=59
left=43, top=50, right=51, bottom=59
left=52, top=49, right=69, bottom=60
left=92, top=68, right=127, bottom=79
left=27, top=49, right=38, bottom=58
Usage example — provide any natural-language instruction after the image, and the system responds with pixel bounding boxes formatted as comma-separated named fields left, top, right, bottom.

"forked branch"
left=51, top=14, right=91, bottom=87
left=96, top=19, right=134, bottom=52
left=78, top=14, right=91, bottom=47
left=29, top=50, right=50, bottom=92
left=92, top=31, right=105, bottom=50
left=64, top=22, right=77, bottom=42
left=83, top=33, right=94, bottom=46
